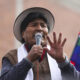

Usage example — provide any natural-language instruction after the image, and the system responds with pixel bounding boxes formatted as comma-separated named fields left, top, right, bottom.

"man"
left=0, top=7, right=66, bottom=80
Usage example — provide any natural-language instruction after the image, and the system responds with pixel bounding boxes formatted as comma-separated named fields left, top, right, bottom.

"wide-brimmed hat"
left=13, top=7, right=55, bottom=43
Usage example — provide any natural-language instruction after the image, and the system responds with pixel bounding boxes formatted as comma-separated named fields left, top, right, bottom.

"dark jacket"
left=58, top=57, right=80, bottom=80
left=0, top=49, right=51, bottom=80
left=0, top=49, right=33, bottom=80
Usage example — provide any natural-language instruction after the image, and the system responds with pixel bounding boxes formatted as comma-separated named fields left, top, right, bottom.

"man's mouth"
left=33, top=32, right=45, bottom=39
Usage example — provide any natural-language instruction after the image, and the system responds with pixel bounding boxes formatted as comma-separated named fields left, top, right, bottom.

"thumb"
left=43, top=47, right=55, bottom=58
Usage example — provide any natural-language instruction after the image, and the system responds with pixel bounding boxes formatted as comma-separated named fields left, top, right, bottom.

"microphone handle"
left=35, top=33, right=42, bottom=62
left=36, top=38, right=42, bottom=62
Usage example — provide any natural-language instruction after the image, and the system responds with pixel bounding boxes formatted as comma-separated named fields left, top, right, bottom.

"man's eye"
left=41, top=24, right=47, bottom=28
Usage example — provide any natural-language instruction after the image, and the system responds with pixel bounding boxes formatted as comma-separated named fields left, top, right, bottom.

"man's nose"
left=37, top=24, right=42, bottom=30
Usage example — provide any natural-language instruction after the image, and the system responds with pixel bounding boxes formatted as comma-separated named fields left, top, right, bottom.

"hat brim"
left=13, top=7, right=55, bottom=43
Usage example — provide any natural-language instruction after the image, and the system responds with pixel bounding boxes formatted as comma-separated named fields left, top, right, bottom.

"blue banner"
left=70, top=32, right=80, bottom=71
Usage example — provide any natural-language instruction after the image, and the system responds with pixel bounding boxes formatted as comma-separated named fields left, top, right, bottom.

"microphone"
left=35, top=33, right=42, bottom=45
left=35, top=33, right=42, bottom=62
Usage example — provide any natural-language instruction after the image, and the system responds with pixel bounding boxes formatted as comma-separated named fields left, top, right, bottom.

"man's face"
left=22, top=19, right=48, bottom=47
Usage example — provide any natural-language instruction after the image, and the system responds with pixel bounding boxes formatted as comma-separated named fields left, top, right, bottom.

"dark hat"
left=13, top=7, right=55, bottom=43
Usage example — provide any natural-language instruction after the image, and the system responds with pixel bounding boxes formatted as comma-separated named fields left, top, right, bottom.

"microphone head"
left=35, top=33, right=42, bottom=45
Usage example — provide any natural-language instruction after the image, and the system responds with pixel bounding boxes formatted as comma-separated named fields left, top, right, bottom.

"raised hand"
left=44, top=32, right=67, bottom=63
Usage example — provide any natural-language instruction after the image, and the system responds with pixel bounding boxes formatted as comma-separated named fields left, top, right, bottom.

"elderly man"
left=0, top=7, right=66, bottom=80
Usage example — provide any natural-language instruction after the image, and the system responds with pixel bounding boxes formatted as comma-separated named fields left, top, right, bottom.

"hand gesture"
left=44, top=32, right=67, bottom=63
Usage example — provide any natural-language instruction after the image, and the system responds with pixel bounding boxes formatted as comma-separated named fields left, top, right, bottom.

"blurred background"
left=0, top=0, right=80, bottom=69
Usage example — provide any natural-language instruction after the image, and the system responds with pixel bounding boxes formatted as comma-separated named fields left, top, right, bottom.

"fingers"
left=53, top=32, right=57, bottom=43
left=58, top=33, right=62, bottom=44
left=53, top=32, right=66, bottom=47
left=61, top=38, right=67, bottom=47
left=33, top=45, right=43, bottom=49
left=47, top=36, right=52, bottom=46
left=43, top=47, right=55, bottom=58
left=33, top=48, right=43, bottom=54
left=47, top=32, right=66, bottom=47
left=31, top=45, right=43, bottom=55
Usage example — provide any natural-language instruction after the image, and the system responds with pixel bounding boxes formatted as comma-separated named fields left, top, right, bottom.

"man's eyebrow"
left=33, top=21, right=46, bottom=24
left=29, top=21, right=47, bottom=25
